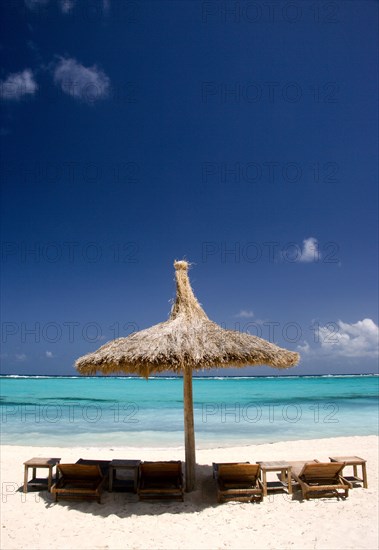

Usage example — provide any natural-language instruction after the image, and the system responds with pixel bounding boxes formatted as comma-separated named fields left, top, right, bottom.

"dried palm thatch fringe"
left=76, top=260, right=299, bottom=378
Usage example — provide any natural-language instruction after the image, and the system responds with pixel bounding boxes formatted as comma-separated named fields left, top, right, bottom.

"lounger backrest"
left=215, top=462, right=250, bottom=469
left=300, top=462, right=345, bottom=482
left=140, top=461, right=182, bottom=478
left=57, top=464, right=103, bottom=479
left=218, top=464, right=260, bottom=482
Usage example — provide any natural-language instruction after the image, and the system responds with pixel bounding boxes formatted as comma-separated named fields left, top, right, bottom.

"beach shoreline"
left=2, top=432, right=379, bottom=451
left=1, top=435, right=378, bottom=549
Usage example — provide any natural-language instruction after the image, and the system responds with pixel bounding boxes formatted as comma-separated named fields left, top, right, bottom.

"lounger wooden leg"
left=362, top=463, right=368, bottom=488
left=287, top=469, right=292, bottom=495
left=23, top=466, right=28, bottom=493
left=47, top=467, right=52, bottom=492
left=262, top=469, right=267, bottom=497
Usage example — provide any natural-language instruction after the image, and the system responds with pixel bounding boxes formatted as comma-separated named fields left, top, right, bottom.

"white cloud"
left=297, top=319, right=379, bottom=360
left=15, top=353, right=27, bottom=362
left=297, top=237, right=321, bottom=263
left=45, top=351, right=54, bottom=358
left=0, top=69, right=38, bottom=101
left=234, top=310, right=254, bottom=318
left=53, top=57, right=110, bottom=103
left=318, top=318, right=379, bottom=358
left=60, top=0, right=75, bottom=13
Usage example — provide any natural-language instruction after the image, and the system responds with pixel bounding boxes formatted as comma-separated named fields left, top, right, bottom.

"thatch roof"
left=76, top=260, right=299, bottom=377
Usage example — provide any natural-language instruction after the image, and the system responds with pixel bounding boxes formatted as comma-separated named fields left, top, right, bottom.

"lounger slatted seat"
left=217, top=463, right=263, bottom=503
left=138, top=461, right=184, bottom=501
left=51, top=464, right=106, bottom=503
left=291, top=461, right=350, bottom=500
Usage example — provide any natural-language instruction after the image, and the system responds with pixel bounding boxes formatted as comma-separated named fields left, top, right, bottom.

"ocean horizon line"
left=1, top=372, right=378, bottom=379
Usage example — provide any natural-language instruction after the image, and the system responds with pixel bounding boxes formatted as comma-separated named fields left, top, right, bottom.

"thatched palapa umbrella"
left=76, top=260, right=299, bottom=491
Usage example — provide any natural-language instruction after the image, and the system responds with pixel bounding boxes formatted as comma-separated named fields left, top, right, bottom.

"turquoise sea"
left=0, top=375, right=378, bottom=448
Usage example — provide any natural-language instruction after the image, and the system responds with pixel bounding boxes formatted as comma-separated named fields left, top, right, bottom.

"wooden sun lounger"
left=51, top=464, right=106, bottom=503
left=137, top=461, right=184, bottom=501
left=217, top=463, right=263, bottom=503
left=290, top=461, right=350, bottom=500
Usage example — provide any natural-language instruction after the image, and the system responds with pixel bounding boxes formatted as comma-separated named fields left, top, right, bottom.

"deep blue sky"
left=1, top=0, right=378, bottom=376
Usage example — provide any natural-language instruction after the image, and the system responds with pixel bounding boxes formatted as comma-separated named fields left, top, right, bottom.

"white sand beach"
left=1, top=435, right=378, bottom=550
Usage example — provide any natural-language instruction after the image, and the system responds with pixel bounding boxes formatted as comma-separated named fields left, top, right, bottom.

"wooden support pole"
left=183, top=365, right=196, bottom=492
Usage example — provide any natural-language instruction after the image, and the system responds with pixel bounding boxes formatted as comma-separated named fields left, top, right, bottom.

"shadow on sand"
left=19, top=463, right=271, bottom=517
left=17, top=463, right=321, bottom=517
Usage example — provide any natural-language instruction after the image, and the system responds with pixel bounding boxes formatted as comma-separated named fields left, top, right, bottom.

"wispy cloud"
left=25, top=0, right=50, bottom=9
left=296, top=237, right=321, bottom=263
left=25, top=0, right=72, bottom=11
left=45, top=351, right=54, bottom=358
left=234, top=310, right=254, bottom=318
left=297, top=341, right=310, bottom=354
left=25, top=0, right=110, bottom=13
left=53, top=57, right=110, bottom=103
left=0, top=69, right=38, bottom=101
left=60, top=0, right=75, bottom=13
left=15, top=353, right=27, bottom=362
